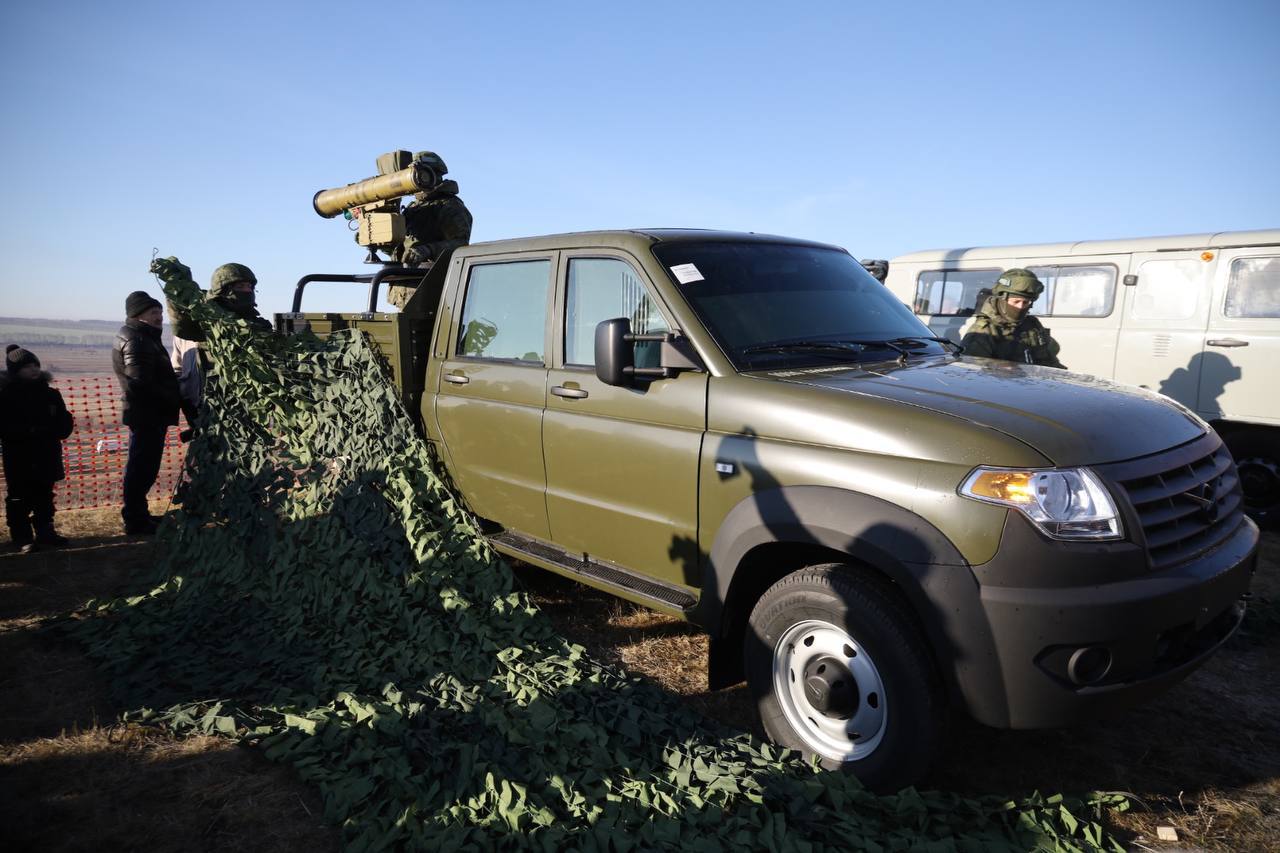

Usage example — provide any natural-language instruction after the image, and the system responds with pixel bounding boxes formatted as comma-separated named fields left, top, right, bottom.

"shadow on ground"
left=0, top=527, right=336, bottom=853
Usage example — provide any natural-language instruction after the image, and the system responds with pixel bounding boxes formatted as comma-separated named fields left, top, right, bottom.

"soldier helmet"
left=413, top=151, right=448, bottom=176
left=209, top=263, right=257, bottom=298
left=991, top=269, right=1044, bottom=301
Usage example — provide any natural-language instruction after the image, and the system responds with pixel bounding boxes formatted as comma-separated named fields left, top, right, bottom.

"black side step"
left=489, top=531, right=697, bottom=610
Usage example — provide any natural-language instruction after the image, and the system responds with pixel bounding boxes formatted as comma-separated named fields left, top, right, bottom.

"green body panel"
left=544, top=366, right=707, bottom=589
left=434, top=359, right=550, bottom=539
left=753, top=358, right=1204, bottom=467
left=701, top=372, right=1033, bottom=566
left=420, top=254, right=465, bottom=442
left=297, top=313, right=417, bottom=393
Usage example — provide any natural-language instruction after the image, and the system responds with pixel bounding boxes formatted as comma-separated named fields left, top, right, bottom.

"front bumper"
left=957, top=510, right=1258, bottom=729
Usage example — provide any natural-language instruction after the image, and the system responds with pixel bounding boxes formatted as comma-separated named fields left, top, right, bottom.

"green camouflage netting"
left=68, top=270, right=1126, bottom=851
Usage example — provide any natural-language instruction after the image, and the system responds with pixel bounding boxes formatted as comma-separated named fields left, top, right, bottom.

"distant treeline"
left=0, top=316, right=120, bottom=331
left=2, top=333, right=117, bottom=346
left=1, top=317, right=172, bottom=349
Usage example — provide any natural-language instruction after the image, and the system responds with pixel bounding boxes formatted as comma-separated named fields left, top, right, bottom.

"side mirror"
left=595, top=317, right=702, bottom=387
left=595, top=318, right=634, bottom=386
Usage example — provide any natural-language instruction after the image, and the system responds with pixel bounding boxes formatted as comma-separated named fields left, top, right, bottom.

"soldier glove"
left=150, top=256, right=193, bottom=283
left=401, top=244, right=433, bottom=267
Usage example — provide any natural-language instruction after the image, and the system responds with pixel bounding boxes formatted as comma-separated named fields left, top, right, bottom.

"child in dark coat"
left=0, top=345, right=74, bottom=553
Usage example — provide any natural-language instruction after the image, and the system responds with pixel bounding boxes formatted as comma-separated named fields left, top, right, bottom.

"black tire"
left=1223, top=427, right=1280, bottom=526
left=744, top=563, right=943, bottom=792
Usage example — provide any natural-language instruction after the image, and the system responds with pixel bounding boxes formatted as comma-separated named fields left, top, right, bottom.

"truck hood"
left=758, top=356, right=1206, bottom=466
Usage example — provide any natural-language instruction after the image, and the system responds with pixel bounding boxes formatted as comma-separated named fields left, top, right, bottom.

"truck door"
left=1199, top=248, right=1280, bottom=424
left=434, top=256, right=553, bottom=539
left=1113, top=251, right=1216, bottom=406
left=542, top=254, right=707, bottom=589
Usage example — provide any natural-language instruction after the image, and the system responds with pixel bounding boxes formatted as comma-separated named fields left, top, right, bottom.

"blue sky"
left=1, top=0, right=1277, bottom=319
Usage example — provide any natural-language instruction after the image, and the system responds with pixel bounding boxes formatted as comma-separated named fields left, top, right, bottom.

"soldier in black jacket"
left=112, top=291, right=180, bottom=534
left=0, top=345, right=74, bottom=552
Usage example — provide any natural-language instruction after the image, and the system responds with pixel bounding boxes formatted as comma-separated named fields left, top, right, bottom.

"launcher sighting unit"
left=313, top=150, right=445, bottom=264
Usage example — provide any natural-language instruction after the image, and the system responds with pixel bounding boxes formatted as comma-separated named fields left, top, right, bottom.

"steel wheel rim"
left=773, top=618, right=887, bottom=762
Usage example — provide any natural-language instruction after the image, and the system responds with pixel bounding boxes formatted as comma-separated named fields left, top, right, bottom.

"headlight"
left=959, top=467, right=1122, bottom=540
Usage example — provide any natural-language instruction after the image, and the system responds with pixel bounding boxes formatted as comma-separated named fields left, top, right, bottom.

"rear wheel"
left=744, top=563, right=943, bottom=792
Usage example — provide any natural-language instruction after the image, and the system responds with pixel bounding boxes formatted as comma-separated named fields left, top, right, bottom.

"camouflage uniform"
left=960, top=269, right=1066, bottom=368
left=388, top=152, right=473, bottom=310
left=152, top=258, right=273, bottom=421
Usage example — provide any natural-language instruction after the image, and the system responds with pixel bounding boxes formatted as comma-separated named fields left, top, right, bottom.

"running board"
left=488, top=530, right=698, bottom=611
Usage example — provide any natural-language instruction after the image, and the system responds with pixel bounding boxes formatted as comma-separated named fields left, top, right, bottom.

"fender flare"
left=695, top=485, right=1009, bottom=724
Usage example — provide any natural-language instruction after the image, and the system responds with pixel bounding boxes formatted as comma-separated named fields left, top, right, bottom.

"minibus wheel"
left=1225, top=428, right=1279, bottom=526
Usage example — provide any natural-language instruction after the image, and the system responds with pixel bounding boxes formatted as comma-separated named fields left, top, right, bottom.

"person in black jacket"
left=112, top=290, right=180, bottom=534
left=1, top=345, right=74, bottom=553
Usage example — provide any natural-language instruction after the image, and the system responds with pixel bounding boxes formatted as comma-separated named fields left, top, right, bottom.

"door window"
left=1224, top=256, right=1280, bottom=318
left=456, top=260, right=550, bottom=361
left=912, top=269, right=1000, bottom=315
left=565, top=258, right=668, bottom=367
left=1130, top=259, right=1205, bottom=321
left=1025, top=265, right=1117, bottom=317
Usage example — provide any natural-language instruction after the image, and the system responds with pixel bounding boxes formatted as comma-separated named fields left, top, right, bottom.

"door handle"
left=551, top=385, right=589, bottom=399
left=443, top=373, right=470, bottom=385
left=1207, top=339, right=1249, bottom=348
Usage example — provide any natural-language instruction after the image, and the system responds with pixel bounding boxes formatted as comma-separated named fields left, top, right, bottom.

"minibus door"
left=1199, top=248, right=1280, bottom=424
left=1113, top=251, right=1215, bottom=410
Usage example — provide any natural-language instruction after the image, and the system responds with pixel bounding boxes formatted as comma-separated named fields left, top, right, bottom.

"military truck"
left=282, top=161, right=1258, bottom=789
left=276, top=227, right=1260, bottom=791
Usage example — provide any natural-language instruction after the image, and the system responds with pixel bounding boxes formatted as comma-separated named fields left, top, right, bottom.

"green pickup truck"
left=278, top=229, right=1259, bottom=791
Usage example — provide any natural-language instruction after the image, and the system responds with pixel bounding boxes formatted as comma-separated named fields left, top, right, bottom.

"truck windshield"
left=652, top=241, right=945, bottom=371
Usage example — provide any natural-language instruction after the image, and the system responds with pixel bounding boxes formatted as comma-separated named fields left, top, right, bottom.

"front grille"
left=1100, top=433, right=1245, bottom=571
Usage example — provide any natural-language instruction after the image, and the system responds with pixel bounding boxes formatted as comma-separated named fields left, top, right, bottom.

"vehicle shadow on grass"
left=0, top=536, right=160, bottom=742
left=0, top=731, right=336, bottom=853
left=0, top=532, right=337, bottom=853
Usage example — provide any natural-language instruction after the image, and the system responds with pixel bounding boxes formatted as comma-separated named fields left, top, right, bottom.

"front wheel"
left=745, top=564, right=943, bottom=792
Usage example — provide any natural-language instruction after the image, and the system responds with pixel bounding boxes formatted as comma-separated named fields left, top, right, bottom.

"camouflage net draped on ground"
left=68, top=273, right=1125, bottom=851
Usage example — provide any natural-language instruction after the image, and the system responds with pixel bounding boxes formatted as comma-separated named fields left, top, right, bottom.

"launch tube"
left=313, top=167, right=424, bottom=218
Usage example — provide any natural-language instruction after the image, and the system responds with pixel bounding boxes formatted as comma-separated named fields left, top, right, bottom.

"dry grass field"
left=11, top=344, right=119, bottom=376
left=1, top=508, right=1276, bottom=851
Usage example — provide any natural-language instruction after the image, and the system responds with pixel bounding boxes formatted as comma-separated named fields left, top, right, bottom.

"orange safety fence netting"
left=1, top=374, right=189, bottom=510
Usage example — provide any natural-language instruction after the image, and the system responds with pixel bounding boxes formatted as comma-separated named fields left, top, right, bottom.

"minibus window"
left=1131, top=260, right=1204, bottom=321
left=1027, top=265, right=1118, bottom=317
left=1224, top=256, right=1280, bottom=318
left=912, top=269, right=1000, bottom=315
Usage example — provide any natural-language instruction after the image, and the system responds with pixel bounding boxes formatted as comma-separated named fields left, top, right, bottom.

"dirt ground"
left=1, top=508, right=1275, bottom=852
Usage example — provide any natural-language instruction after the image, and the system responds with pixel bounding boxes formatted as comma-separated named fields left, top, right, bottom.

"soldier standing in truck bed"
left=387, top=152, right=473, bottom=310
left=960, top=268, right=1066, bottom=368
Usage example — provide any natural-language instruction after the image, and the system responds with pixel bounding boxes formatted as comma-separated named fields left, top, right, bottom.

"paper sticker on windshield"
left=670, top=263, right=705, bottom=284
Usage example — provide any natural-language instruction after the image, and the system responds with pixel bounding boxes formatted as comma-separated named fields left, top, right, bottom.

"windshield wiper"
left=741, top=340, right=868, bottom=358
left=884, top=335, right=964, bottom=355
left=743, top=338, right=913, bottom=363
left=828, top=338, right=915, bottom=363
left=742, top=336, right=955, bottom=366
